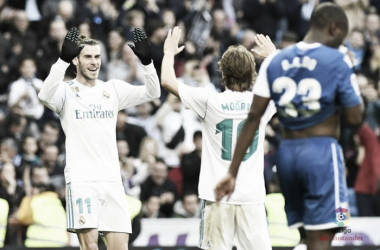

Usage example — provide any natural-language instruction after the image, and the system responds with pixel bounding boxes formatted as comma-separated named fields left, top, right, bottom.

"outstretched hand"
left=164, top=26, right=185, bottom=56
left=128, top=28, right=152, bottom=65
left=214, top=173, right=236, bottom=202
left=60, top=27, right=85, bottom=63
left=251, top=34, right=276, bottom=58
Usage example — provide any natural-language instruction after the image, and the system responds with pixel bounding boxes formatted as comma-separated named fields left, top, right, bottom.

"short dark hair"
left=310, top=3, right=348, bottom=33
left=145, top=19, right=165, bottom=37
left=43, top=120, right=60, bottom=132
left=193, top=131, right=202, bottom=141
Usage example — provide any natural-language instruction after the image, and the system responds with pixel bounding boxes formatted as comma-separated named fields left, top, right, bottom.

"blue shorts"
left=276, top=137, right=349, bottom=230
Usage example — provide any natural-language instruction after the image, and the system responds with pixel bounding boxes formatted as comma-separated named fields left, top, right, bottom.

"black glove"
left=60, top=27, right=85, bottom=63
left=128, top=28, right=152, bottom=66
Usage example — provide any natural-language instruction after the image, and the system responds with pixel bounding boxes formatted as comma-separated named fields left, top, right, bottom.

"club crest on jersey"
left=79, top=216, right=86, bottom=225
left=70, top=86, right=79, bottom=93
left=103, top=90, right=110, bottom=99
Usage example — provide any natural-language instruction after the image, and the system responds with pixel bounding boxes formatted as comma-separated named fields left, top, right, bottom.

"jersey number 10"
left=216, top=119, right=259, bottom=161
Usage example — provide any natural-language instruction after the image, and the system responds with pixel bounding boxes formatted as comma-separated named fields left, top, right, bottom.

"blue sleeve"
left=336, top=58, right=362, bottom=108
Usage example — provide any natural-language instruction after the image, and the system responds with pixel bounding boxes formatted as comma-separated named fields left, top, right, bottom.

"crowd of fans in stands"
left=0, top=0, right=379, bottom=246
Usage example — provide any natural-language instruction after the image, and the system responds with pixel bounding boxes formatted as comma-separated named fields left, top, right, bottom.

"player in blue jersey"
left=215, top=3, right=364, bottom=250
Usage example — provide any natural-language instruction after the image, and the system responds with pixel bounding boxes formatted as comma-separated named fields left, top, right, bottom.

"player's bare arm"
left=343, top=103, right=364, bottom=128
left=215, top=95, right=270, bottom=201
left=161, top=26, right=185, bottom=98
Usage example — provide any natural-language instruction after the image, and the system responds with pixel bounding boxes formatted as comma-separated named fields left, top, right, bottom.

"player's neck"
left=75, top=75, right=97, bottom=88
left=303, top=31, right=327, bottom=46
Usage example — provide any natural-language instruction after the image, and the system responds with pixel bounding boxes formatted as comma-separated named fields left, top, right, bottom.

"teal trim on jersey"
left=198, top=200, right=206, bottom=248
left=68, top=184, right=74, bottom=229
left=65, top=80, right=74, bottom=86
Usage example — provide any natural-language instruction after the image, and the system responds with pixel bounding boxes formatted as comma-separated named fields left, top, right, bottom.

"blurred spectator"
left=181, top=131, right=202, bottom=196
left=120, top=9, right=145, bottom=41
left=357, top=73, right=380, bottom=134
left=41, top=0, right=76, bottom=18
left=140, top=158, right=178, bottom=217
left=162, top=9, right=176, bottom=29
left=178, top=59, right=217, bottom=90
left=345, top=29, right=366, bottom=70
left=117, top=138, right=149, bottom=198
left=17, top=166, right=68, bottom=247
left=0, top=162, right=24, bottom=245
left=265, top=173, right=300, bottom=246
left=106, top=29, right=125, bottom=64
left=6, top=11, right=37, bottom=76
left=354, top=123, right=380, bottom=216
left=107, top=42, right=146, bottom=85
left=240, top=29, right=257, bottom=51
left=173, top=192, right=200, bottom=218
left=38, top=120, right=60, bottom=152
left=19, top=136, right=41, bottom=196
left=155, top=94, right=185, bottom=168
left=146, top=19, right=167, bottom=99
left=74, top=0, right=113, bottom=44
left=363, top=12, right=380, bottom=44
left=40, top=145, right=65, bottom=200
left=0, top=112, right=27, bottom=145
left=243, top=0, right=285, bottom=40
left=136, top=0, right=161, bottom=21
left=7, top=56, right=44, bottom=120
left=279, top=30, right=298, bottom=49
left=116, top=111, right=147, bottom=158
left=36, top=18, right=67, bottom=79
left=129, top=102, right=162, bottom=144
left=126, top=195, right=142, bottom=244
left=138, top=136, right=159, bottom=168
left=334, top=0, right=369, bottom=31
left=142, top=194, right=165, bottom=218
left=211, top=9, right=233, bottom=54
left=0, top=138, right=22, bottom=172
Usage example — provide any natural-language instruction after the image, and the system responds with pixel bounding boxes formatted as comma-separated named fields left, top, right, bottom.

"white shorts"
left=199, top=200, right=271, bottom=250
left=66, top=181, right=131, bottom=234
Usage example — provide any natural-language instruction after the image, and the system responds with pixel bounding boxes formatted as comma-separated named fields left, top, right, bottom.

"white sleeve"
left=253, top=51, right=280, bottom=98
left=178, top=82, right=209, bottom=119
left=38, top=59, right=69, bottom=114
left=112, top=62, right=160, bottom=110
left=264, top=100, right=277, bottom=123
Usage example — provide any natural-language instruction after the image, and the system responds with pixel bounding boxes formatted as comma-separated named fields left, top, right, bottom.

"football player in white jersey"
left=38, top=27, right=160, bottom=249
left=161, top=27, right=276, bottom=250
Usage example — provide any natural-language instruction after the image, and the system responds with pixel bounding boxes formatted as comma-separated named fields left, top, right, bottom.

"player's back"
left=199, top=90, right=275, bottom=204
left=264, top=42, right=359, bottom=131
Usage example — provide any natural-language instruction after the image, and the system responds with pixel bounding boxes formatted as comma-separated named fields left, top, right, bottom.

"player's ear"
left=328, top=22, right=338, bottom=36
left=72, top=56, right=78, bottom=66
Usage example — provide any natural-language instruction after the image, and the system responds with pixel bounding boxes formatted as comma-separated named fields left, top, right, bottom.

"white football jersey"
left=38, top=59, right=160, bottom=183
left=178, top=83, right=276, bottom=204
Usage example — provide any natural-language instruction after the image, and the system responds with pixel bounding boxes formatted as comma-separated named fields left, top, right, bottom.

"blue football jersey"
left=254, top=42, right=362, bottom=130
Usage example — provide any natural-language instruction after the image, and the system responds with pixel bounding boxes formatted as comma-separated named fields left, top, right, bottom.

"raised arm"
left=161, top=27, right=185, bottom=98
left=38, top=28, right=84, bottom=113
left=113, top=28, right=160, bottom=110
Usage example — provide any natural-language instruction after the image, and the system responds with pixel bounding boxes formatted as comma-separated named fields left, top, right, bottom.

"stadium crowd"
left=0, top=0, right=379, bottom=247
